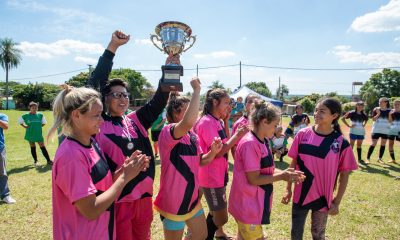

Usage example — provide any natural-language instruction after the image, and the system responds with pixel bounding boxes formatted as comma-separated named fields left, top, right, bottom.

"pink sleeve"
left=232, top=121, right=239, bottom=136
left=241, top=142, right=261, bottom=172
left=197, top=119, right=218, bottom=149
left=288, top=131, right=301, bottom=159
left=338, top=144, right=358, bottom=172
left=159, top=124, right=181, bottom=150
left=55, top=153, right=97, bottom=203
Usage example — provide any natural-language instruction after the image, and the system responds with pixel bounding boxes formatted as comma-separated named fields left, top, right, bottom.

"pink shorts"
left=115, top=197, right=153, bottom=240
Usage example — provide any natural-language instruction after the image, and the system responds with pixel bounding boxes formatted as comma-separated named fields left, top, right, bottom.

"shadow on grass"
left=35, top=164, right=52, bottom=173
left=7, top=165, right=34, bottom=175
left=359, top=163, right=400, bottom=178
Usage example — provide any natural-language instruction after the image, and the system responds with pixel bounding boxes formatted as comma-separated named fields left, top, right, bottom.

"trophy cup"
left=150, top=21, right=196, bottom=91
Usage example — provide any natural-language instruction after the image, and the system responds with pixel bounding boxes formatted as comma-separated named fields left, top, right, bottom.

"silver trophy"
left=150, top=21, right=196, bottom=91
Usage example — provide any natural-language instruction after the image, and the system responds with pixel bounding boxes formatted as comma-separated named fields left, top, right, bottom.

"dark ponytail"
left=201, top=88, right=229, bottom=116
left=166, top=92, right=190, bottom=123
left=317, top=98, right=342, bottom=134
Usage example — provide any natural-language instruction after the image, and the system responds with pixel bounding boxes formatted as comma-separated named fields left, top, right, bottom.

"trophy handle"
left=150, top=34, right=164, bottom=52
left=183, top=35, right=196, bottom=52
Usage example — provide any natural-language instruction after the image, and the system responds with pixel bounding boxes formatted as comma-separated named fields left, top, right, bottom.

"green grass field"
left=0, top=110, right=399, bottom=239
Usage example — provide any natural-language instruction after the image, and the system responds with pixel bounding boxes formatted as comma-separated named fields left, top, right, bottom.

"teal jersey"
left=19, top=113, right=46, bottom=142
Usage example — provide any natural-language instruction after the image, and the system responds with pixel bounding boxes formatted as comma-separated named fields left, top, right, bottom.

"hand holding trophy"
left=150, top=21, right=196, bottom=92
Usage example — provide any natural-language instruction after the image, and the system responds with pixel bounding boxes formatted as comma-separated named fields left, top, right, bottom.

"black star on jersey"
left=169, top=130, right=200, bottom=215
left=103, top=119, right=156, bottom=201
left=295, top=130, right=349, bottom=210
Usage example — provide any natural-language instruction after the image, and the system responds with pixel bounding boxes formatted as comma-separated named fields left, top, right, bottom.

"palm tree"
left=0, top=38, right=22, bottom=110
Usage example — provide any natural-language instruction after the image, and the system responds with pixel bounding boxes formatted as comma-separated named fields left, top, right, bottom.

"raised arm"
left=172, top=78, right=201, bottom=139
left=86, top=31, right=130, bottom=94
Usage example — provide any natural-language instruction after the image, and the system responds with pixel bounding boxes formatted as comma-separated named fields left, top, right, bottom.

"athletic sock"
left=390, top=151, right=395, bottom=161
left=367, top=146, right=375, bottom=160
left=357, top=148, right=362, bottom=162
left=40, top=146, right=51, bottom=162
left=30, top=146, right=38, bottom=163
left=379, top=146, right=386, bottom=159
left=206, top=213, right=218, bottom=240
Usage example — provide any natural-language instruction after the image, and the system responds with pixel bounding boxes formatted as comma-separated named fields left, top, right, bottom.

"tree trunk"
left=5, top=65, right=9, bottom=110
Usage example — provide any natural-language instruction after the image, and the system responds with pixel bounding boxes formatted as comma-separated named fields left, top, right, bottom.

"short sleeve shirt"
left=154, top=124, right=203, bottom=220
left=229, top=132, right=275, bottom=224
left=372, top=108, right=391, bottom=135
left=195, top=114, right=229, bottom=188
left=288, top=127, right=358, bottom=212
left=0, top=114, right=8, bottom=151
left=345, top=110, right=368, bottom=136
left=19, top=113, right=46, bottom=142
left=52, top=138, right=114, bottom=240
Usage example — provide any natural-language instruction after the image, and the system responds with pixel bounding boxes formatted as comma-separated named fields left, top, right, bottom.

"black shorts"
left=372, top=133, right=388, bottom=140
left=151, top=130, right=161, bottom=142
left=388, top=135, right=400, bottom=141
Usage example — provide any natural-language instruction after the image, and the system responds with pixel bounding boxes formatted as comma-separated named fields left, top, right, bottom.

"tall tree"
left=276, top=84, right=289, bottom=101
left=208, top=80, right=224, bottom=89
left=0, top=38, right=22, bottom=110
left=359, top=68, right=400, bottom=112
left=245, top=81, right=272, bottom=97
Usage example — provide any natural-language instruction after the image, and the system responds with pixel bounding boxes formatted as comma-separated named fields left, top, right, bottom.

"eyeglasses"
left=107, top=92, right=130, bottom=99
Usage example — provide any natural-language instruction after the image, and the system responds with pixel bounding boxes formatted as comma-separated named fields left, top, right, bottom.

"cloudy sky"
left=1, top=0, right=400, bottom=95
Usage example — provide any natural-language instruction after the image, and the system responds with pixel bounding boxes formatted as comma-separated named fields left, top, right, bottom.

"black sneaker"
left=47, top=161, right=53, bottom=166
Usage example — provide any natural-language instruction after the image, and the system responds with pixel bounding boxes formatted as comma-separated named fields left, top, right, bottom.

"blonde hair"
left=47, top=87, right=101, bottom=141
left=250, top=101, right=281, bottom=128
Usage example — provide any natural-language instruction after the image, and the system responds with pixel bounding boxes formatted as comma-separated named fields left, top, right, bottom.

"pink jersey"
left=95, top=112, right=154, bottom=202
left=288, top=126, right=358, bottom=211
left=154, top=124, right=203, bottom=220
left=52, top=137, right=114, bottom=240
left=229, top=132, right=275, bottom=224
left=232, top=116, right=249, bottom=145
left=195, top=114, right=229, bottom=188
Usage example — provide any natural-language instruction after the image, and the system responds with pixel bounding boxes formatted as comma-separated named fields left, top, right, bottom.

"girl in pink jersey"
left=282, top=98, right=358, bottom=240
left=87, top=30, right=174, bottom=240
left=231, top=93, right=260, bottom=158
left=194, top=88, right=249, bottom=240
left=155, top=78, right=223, bottom=240
left=48, top=86, right=149, bottom=240
left=229, top=101, right=305, bottom=240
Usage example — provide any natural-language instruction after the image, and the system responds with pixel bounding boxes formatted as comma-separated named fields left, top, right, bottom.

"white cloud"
left=74, top=56, right=97, bottom=65
left=350, top=0, right=400, bottom=32
left=395, top=36, right=400, bottom=42
left=17, top=40, right=104, bottom=59
left=135, top=39, right=153, bottom=45
left=193, top=51, right=236, bottom=59
left=331, top=45, right=400, bottom=67
left=7, top=0, right=106, bottom=23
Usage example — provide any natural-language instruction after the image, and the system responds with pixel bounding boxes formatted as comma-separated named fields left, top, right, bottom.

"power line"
left=241, top=64, right=400, bottom=71
left=1, top=68, right=87, bottom=81
left=2, top=62, right=400, bottom=82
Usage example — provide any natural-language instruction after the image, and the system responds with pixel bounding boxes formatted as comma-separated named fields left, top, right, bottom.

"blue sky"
left=1, top=0, right=400, bottom=95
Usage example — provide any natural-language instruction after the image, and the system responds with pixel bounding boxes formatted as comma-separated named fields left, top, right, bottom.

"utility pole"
left=278, top=76, right=281, bottom=100
left=239, top=61, right=242, bottom=88
left=196, top=64, right=198, bottom=77
left=88, top=64, right=93, bottom=76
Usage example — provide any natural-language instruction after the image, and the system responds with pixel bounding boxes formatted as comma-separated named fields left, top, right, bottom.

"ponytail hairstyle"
left=47, top=87, right=102, bottom=142
left=250, top=100, right=281, bottom=131
left=166, top=92, right=191, bottom=123
left=201, top=88, right=229, bottom=116
left=317, top=98, right=342, bottom=134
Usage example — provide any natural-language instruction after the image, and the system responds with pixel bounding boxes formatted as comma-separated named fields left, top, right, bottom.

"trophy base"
left=160, top=82, right=183, bottom=92
left=161, top=65, right=184, bottom=92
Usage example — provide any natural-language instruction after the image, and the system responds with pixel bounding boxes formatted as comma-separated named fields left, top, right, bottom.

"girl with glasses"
left=87, top=30, right=173, bottom=240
